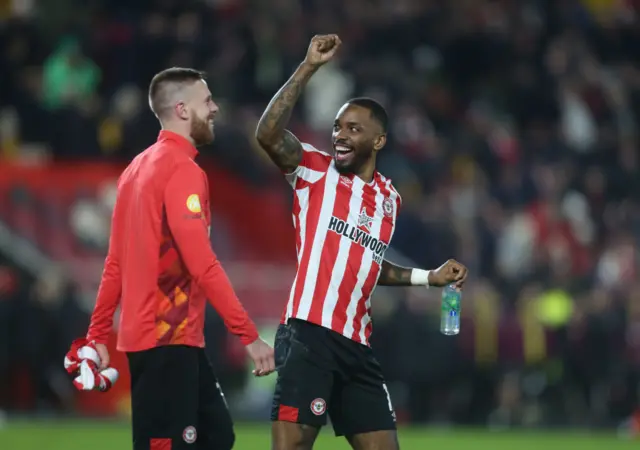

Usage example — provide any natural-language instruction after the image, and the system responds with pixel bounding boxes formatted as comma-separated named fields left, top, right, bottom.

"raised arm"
left=255, top=34, right=341, bottom=173
left=254, top=65, right=313, bottom=173
left=378, top=259, right=469, bottom=288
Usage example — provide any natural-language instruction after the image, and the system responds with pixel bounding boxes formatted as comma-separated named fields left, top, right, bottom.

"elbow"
left=255, top=122, right=282, bottom=149
left=255, top=128, right=274, bottom=149
left=254, top=130, right=267, bottom=147
left=190, top=257, right=221, bottom=285
left=254, top=121, right=265, bottom=141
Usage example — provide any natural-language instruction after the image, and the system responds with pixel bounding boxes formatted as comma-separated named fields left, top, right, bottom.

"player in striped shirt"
left=256, top=35, right=468, bottom=450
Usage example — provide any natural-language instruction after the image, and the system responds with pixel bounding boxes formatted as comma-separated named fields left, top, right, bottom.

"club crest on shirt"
left=383, top=197, right=394, bottom=218
left=186, top=194, right=202, bottom=213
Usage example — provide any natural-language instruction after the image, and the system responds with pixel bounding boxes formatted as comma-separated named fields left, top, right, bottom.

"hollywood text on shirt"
left=327, top=214, right=388, bottom=265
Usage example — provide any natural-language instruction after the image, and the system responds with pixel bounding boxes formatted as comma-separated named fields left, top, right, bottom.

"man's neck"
left=354, top=159, right=376, bottom=184
left=160, top=122, right=195, bottom=147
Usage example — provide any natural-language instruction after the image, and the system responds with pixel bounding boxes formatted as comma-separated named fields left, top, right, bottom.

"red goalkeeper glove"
left=64, top=338, right=119, bottom=392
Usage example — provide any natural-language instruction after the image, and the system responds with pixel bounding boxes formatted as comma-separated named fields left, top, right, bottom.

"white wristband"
left=410, top=269, right=431, bottom=287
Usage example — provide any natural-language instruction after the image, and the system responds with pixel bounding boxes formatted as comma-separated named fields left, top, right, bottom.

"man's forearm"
left=256, top=62, right=317, bottom=143
left=200, top=260, right=259, bottom=346
left=378, top=260, right=431, bottom=286
left=87, top=255, right=121, bottom=344
left=255, top=62, right=318, bottom=172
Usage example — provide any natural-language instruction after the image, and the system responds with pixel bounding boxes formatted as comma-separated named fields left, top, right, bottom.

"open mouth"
left=334, top=144, right=353, bottom=162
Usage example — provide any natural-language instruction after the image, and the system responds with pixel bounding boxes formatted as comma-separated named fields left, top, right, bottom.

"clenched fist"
left=245, top=337, right=275, bottom=377
left=429, top=259, right=468, bottom=289
left=304, top=34, right=342, bottom=67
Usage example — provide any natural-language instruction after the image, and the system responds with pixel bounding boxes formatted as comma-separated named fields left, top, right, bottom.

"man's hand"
left=303, top=34, right=342, bottom=67
left=95, top=343, right=110, bottom=370
left=429, top=259, right=468, bottom=289
left=246, top=338, right=275, bottom=377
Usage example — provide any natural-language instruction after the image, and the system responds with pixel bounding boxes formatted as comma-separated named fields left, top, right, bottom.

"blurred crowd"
left=1, top=0, right=640, bottom=431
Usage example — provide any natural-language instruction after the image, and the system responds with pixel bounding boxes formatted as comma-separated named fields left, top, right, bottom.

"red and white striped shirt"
left=282, top=143, right=401, bottom=346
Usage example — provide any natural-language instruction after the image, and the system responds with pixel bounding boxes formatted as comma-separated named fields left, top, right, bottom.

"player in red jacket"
left=87, top=67, right=274, bottom=450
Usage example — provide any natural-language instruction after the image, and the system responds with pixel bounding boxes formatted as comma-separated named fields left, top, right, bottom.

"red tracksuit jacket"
left=86, top=130, right=258, bottom=352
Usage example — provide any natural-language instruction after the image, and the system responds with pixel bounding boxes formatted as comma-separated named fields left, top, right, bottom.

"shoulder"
left=143, top=144, right=205, bottom=186
left=300, top=143, right=332, bottom=170
left=150, top=142, right=202, bottom=173
left=377, top=172, right=402, bottom=206
left=285, top=143, right=333, bottom=188
left=301, top=142, right=331, bottom=157
left=171, top=158, right=205, bottom=187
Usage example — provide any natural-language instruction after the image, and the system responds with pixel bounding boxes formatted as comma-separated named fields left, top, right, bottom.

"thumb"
left=98, top=349, right=110, bottom=370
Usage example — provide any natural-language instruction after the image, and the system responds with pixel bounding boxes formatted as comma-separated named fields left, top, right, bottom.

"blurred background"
left=1, top=0, right=640, bottom=448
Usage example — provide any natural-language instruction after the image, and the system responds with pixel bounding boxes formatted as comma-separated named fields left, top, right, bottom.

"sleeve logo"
left=186, top=194, right=202, bottom=213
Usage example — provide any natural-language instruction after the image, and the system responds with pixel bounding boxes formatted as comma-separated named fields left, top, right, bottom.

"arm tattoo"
left=377, top=260, right=413, bottom=286
left=255, top=63, right=318, bottom=173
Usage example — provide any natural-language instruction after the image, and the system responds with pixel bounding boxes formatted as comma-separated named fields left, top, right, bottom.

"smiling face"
left=185, top=80, right=218, bottom=146
left=148, top=69, right=220, bottom=147
left=332, top=103, right=386, bottom=176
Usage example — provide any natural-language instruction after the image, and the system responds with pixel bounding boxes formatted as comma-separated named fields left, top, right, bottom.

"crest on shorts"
left=310, top=398, right=326, bottom=416
left=183, top=426, right=197, bottom=444
left=357, top=209, right=374, bottom=232
left=382, top=197, right=394, bottom=218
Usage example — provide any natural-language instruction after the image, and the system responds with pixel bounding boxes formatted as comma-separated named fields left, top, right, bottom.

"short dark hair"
left=148, top=67, right=206, bottom=119
left=346, top=97, right=388, bottom=132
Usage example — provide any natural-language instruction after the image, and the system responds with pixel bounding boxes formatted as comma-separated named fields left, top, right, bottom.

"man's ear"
left=374, top=134, right=387, bottom=151
left=175, top=101, right=189, bottom=121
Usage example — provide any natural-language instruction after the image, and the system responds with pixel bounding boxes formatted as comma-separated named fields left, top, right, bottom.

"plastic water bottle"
left=440, top=284, right=461, bottom=335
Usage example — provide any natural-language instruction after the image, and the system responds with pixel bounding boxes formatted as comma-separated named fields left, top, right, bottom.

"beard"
left=190, top=113, right=214, bottom=147
left=334, top=147, right=371, bottom=174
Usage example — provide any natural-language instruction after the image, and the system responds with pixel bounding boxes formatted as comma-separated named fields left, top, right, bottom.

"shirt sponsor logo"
left=328, top=214, right=388, bottom=264
left=186, top=194, right=202, bottom=213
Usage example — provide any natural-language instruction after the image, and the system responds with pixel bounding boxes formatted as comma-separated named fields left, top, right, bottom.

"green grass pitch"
left=0, top=420, right=638, bottom=449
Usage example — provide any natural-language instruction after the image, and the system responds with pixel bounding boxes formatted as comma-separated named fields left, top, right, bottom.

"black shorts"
left=270, top=319, right=396, bottom=436
left=127, top=345, right=234, bottom=450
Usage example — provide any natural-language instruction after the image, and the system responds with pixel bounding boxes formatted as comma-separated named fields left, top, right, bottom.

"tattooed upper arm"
left=257, top=129, right=303, bottom=174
